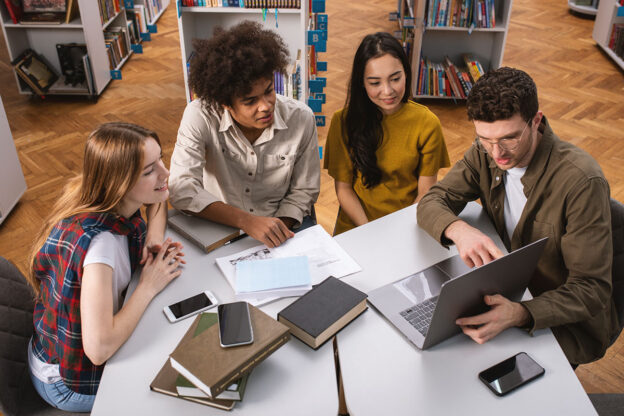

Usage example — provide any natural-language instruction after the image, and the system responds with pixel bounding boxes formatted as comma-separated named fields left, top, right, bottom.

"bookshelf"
left=593, top=0, right=624, bottom=70
left=0, top=96, right=26, bottom=226
left=568, top=0, right=599, bottom=16
left=396, top=0, right=513, bottom=99
left=176, top=3, right=309, bottom=104
left=0, top=0, right=163, bottom=97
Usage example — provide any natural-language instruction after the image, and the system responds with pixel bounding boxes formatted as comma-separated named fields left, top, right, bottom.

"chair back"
left=0, top=257, right=36, bottom=416
left=610, top=199, right=624, bottom=329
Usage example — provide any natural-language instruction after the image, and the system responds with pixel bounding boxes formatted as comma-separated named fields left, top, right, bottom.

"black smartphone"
left=478, top=352, right=545, bottom=396
left=217, top=302, right=254, bottom=348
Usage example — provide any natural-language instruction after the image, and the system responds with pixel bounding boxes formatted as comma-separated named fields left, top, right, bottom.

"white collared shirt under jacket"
left=169, top=95, right=321, bottom=225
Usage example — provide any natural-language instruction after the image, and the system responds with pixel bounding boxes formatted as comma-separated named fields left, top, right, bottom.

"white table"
left=92, top=229, right=338, bottom=415
left=335, top=203, right=597, bottom=415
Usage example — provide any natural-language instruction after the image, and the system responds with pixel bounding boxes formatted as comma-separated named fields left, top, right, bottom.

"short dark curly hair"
left=189, top=21, right=289, bottom=110
left=466, top=67, right=539, bottom=123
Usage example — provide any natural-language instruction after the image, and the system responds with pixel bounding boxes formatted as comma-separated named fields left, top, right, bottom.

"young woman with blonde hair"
left=26, top=122, right=184, bottom=412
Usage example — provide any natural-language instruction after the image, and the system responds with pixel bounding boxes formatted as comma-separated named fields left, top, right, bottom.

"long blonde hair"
left=27, top=122, right=161, bottom=294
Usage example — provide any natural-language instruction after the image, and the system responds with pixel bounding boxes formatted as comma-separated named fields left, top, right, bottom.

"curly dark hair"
left=189, top=21, right=289, bottom=110
left=343, top=32, right=412, bottom=189
left=466, top=67, right=538, bottom=123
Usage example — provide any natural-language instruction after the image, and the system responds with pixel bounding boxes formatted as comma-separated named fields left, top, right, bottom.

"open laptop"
left=368, top=238, right=547, bottom=350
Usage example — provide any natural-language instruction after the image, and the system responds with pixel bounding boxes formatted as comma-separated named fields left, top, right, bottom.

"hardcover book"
left=168, top=209, right=242, bottom=253
left=12, top=49, right=58, bottom=95
left=150, top=360, right=236, bottom=411
left=169, top=305, right=290, bottom=398
left=150, top=313, right=237, bottom=410
left=3, top=0, right=23, bottom=24
left=277, top=276, right=368, bottom=350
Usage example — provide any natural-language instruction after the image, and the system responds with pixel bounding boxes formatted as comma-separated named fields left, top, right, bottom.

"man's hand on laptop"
left=455, top=294, right=531, bottom=344
left=444, top=220, right=504, bottom=268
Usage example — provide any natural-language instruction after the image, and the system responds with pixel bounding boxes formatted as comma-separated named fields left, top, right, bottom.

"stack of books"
left=609, top=23, right=624, bottom=60
left=180, top=0, right=301, bottom=8
left=416, top=54, right=484, bottom=98
left=426, top=0, right=496, bottom=28
left=150, top=305, right=290, bottom=410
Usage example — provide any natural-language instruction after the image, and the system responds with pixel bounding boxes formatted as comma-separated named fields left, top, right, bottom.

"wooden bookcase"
left=0, top=96, right=26, bottom=226
left=398, top=0, right=513, bottom=99
left=176, top=3, right=309, bottom=103
left=0, top=0, right=168, bottom=97
left=593, top=0, right=624, bottom=70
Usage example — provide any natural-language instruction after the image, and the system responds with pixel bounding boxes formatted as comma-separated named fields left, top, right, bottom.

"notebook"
left=167, top=209, right=243, bottom=253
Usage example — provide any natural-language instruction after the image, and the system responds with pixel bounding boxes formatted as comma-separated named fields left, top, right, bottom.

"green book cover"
left=175, top=312, right=249, bottom=401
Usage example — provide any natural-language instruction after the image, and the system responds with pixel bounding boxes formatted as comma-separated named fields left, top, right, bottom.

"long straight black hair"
left=343, top=32, right=412, bottom=188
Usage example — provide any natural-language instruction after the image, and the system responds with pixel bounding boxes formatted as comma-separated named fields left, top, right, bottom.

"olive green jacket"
left=417, top=117, right=619, bottom=364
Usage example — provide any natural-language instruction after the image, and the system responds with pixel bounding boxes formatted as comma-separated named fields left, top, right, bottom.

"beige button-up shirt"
left=169, top=95, right=320, bottom=225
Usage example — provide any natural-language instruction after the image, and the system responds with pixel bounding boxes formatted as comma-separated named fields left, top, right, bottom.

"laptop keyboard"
left=400, top=296, right=439, bottom=337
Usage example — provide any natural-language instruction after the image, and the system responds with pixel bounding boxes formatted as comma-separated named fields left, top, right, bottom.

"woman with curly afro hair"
left=169, top=21, right=320, bottom=248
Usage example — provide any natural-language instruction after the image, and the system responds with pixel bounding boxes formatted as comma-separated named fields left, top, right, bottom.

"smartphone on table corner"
left=218, top=301, right=254, bottom=348
left=163, top=290, right=219, bottom=323
left=478, top=352, right=545, bottom=396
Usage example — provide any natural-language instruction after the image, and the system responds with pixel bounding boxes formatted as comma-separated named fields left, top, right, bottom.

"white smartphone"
left=217, top=302, right=254, bottom=348
left=163, top=290, right=219, bottom=323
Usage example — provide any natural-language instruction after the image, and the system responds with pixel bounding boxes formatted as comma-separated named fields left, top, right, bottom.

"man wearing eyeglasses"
left=417, top=67, right=618, bottom=366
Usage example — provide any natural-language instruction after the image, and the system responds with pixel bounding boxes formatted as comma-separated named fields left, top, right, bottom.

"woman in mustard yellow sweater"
left=324, top=32, right=451, bottom=235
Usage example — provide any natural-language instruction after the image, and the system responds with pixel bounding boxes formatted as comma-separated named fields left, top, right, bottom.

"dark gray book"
left=277, top=276, right=368, bottom=350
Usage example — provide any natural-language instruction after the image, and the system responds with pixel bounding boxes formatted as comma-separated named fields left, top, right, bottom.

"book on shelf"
left=150, top=313, right=237, bottom=410
left=416, top=55, right=480, bottom=98
left=277, top=276, right=368, bottom=350
left=609, top=24, right=624, bottom=59
left=12, top=49, right=59, bottom=95
left=3, top=0, right=23, bottom=24
left=104, top=25, right=131, bottom=69
left=20, top=0, right=67, bottom=24
left=180, top=0, right=301, bottom=8
left=127, top=6, right=148, bottom=34
left=169, top=304, right=290, bottom=399
left=167, top=209, right=243, bottom=253
left=425, top=0, right=496, bottom=28
left=97, top=0, right=121, bottom=25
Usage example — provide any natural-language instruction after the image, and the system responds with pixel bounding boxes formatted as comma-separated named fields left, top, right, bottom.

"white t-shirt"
left=503, top=167, right=528, bottom=241
left=29, top=231, right=131, bottom=384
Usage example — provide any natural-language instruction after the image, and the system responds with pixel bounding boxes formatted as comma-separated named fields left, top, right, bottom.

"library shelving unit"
left=176, top=3, right=309, bottom=104
left=568, top=0, right=599, bottom=16
left=0, top=0, right=161, bottom=97
left=593, top=0, right=624, bottom=70
left=0, top=96, right=26, bottom=226
left=398, top=0, right=513, bottom=99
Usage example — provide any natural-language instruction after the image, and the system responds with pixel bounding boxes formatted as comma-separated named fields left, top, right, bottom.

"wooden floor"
left=0, top=0, right=623, bottom=399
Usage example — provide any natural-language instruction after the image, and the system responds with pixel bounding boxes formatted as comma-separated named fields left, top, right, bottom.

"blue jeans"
left=29, top=367, right=96, bottom=413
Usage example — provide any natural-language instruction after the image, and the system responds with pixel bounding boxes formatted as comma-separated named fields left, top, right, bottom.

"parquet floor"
left=0, top=0, right=622, bottom=403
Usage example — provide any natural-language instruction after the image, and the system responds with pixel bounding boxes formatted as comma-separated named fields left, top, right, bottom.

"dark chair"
left=609, top=198, right=624, bottom=344
left=587, top=200, right=624, bottom=415
left=589, top=393, right=624, bottom=416
left=0, top=256, right=86, bottom=416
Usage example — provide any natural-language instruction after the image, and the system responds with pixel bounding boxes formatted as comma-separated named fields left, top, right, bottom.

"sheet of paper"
left=215, top=225, right=362, bottom=301
left=235, top=256, right=312, bottom=293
